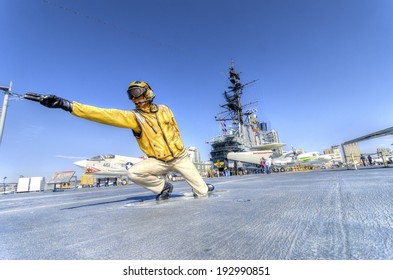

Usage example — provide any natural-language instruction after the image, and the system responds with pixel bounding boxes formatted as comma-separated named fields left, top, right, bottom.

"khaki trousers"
left=127, top=152, right=209, bottom=196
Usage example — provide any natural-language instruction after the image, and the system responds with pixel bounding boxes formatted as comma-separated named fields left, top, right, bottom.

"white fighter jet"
left=227, top=142, right=286, bottom=165
left=74, top=154, right=144, bottom=184
left=272, top=151, right=332, bottom=171
left=74, top=147, right=202, bottom=184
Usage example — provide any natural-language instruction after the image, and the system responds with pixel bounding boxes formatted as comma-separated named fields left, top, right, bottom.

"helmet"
left=127, top=80, right=155, bottom=102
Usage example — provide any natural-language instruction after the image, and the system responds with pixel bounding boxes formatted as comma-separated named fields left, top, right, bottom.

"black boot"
left=193, top=183, right=215, bottom=198
left=207, top=183, right=214, bottom=192
left=156, top=182, right=173, bottom=200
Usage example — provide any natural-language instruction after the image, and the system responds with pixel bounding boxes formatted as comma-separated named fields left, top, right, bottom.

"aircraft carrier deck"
left=1, top=167, right=393, bottom=260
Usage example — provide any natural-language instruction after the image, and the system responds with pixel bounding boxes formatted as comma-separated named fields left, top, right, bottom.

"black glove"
left=24, top=93, right=73, bottom=112
left=40, top=95, right=73, bottom=112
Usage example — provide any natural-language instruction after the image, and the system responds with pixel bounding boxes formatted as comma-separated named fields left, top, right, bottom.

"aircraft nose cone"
left=74, top=159, right=87, bottom=168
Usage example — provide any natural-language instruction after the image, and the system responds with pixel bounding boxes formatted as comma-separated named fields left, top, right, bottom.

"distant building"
left=188, top=146, right=212, bottom=174
left=262, top=130, right=283, bottom=155
left=188, top=146, right=201, bottom=163
left=341, top=142, right=361, bottom=162
left=259, top=122, right=269, bottom=131
left=323, top=145, right=343, bottom=163
left=263, top=129, right=280, bottom=143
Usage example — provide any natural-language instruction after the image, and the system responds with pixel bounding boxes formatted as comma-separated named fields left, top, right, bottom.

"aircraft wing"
left=249, top=143, right=286, bottom=151
left=227, top=150, right=273, bottom=165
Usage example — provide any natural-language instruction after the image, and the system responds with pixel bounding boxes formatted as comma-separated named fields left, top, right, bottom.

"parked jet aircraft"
left=272, top=151, right=332, bottom=171
left=227, top=150, right=274, bottom=165
left=227, top=142, right=286, bottom=165
left=74, top=154, right=144, bottom=184
left=74, top=147, right=201, bottom=184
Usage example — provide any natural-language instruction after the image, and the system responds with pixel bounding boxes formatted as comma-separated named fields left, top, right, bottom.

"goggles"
left=127, top=86, right=146, bottom=99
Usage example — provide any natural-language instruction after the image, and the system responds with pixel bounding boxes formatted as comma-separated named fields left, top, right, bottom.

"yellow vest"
left=72, top=102, right=185, bottom=161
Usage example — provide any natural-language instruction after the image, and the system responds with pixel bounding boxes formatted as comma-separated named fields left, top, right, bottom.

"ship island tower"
left=207, top=64, right=281, bottom=171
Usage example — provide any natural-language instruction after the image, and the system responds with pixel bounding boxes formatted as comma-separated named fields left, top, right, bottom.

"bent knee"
left=127, top=167, right=138, bottom=180
left=127, top=166, right=148, bottom=181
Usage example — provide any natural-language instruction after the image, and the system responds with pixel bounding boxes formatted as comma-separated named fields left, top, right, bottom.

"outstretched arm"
left=24, top=93, right=139, bottom=130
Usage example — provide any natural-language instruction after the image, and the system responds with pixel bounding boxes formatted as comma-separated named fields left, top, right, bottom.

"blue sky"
left=1, top=0, right=393, bottom=182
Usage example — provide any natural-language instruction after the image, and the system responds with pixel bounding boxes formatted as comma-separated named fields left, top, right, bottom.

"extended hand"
left=24, top=93, right=72, bottom=112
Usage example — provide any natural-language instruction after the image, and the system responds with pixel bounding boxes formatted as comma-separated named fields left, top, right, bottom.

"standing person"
left=265, top=157, right=272, bottom=174
left=360, top=154, right=366, bottom=166
left=260, top=157, right=266, bottom=174
left=25, top=80, right=214, bottom=200
left=367, top=154, right=373, bottom=166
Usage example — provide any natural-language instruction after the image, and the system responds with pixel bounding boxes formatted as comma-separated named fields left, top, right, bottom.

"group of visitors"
left=260, top=157, right=272, bottom=174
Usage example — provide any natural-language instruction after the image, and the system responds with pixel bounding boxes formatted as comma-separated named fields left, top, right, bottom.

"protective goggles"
left=127, top=86, right=146, bottom=99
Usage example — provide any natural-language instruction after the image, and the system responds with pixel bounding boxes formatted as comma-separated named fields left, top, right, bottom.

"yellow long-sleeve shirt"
left=71, top=102, right=186, bottom=161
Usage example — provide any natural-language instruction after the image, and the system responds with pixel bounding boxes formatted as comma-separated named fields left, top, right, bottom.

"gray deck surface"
left=1, top=167, right=393, bottom=260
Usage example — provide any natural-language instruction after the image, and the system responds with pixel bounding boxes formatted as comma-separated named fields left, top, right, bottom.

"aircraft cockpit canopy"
left=88, top=154, right=116, bottom=161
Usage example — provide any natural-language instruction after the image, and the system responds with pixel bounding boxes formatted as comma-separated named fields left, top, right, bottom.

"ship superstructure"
left=208, top=64, right=282, bottom=169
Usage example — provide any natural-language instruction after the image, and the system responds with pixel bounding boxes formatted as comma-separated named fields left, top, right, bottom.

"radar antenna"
left=215, top=63, right=258, bottom=129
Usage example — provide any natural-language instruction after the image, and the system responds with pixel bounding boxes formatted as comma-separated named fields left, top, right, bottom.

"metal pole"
left=351, top=153, right=357, bottom=170
left=0, top=81, right=12, bottom=146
